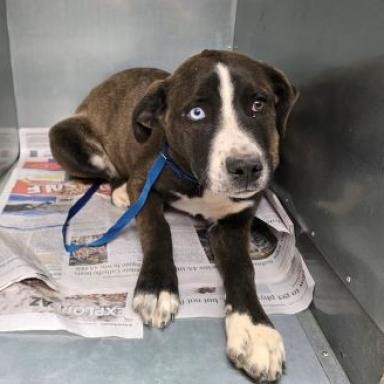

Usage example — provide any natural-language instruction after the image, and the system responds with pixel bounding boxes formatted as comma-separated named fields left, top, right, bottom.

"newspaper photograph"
left=0, top=127, right=315, bottom=338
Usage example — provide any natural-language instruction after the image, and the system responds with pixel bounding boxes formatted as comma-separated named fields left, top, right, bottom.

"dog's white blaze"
left=207, top=63, right=268, bottom=194
left=169, top=191, right=253, bottom=221
left=226, top=311, right=285, bottom=381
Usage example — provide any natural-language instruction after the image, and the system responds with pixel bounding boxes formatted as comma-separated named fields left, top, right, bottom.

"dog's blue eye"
left=187, top=107, right=206, bottom=121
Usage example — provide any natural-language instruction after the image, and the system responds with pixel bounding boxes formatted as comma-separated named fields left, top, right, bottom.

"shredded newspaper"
left=0, top=128, right=314, bottom=338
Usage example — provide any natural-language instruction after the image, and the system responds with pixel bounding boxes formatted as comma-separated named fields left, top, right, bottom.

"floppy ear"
left=132, top=80, right=167, bottom=143
left=262, top=64, right=299, bottom=136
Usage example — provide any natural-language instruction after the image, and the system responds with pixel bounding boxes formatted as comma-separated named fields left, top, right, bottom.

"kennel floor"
left=0, top=311, right=350, bottom=384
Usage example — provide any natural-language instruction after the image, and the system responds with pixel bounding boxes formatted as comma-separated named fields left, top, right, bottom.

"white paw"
left=226, top=312, right=285, bottom=382
left=132, top=290, right=179, bottom=328
left=111, top=182, right=130, bottom=208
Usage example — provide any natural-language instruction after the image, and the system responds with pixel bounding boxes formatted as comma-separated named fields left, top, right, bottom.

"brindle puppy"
left=50, top=50, right=298, bottom=382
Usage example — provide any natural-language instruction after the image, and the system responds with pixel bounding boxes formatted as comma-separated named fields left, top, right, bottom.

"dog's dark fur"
left=49, top=50, right=297, bottom=382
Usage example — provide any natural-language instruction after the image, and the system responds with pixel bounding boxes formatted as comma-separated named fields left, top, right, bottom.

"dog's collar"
left=160, top=144, right=198, bottom=184
left=62, top=144, right=198, bottom=253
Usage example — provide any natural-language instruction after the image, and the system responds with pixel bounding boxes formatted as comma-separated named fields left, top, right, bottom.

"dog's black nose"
left=226, top=157, right=263, bottom=181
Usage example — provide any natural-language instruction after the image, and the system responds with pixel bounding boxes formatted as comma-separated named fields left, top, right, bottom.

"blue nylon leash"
left=63, top=144, right=197, bottom=253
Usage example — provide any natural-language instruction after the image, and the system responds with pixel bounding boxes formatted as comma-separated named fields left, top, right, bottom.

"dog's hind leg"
left=49, top=115, right=118, bottom=181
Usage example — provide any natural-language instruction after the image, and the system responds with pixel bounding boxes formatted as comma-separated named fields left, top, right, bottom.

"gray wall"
left=234, top=0, right=384, bottom=86
left=234, top=1, right=384, bottom=383
left=0, top=0, right=18, bottom=174
left=6, top=0, right=237, bottom=127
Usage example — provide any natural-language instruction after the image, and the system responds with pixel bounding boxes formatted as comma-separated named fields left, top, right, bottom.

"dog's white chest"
left=169, top=191, right=254, bottom=221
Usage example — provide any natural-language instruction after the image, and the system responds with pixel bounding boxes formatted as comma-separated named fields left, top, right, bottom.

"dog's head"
left=133, top=50, right=298, bottom=199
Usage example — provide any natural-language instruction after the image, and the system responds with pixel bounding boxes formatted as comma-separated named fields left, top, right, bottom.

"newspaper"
left=0, top=127, right=315, bottom=338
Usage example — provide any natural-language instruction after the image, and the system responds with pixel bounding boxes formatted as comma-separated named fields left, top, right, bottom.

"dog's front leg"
left=129, top=183, right=179, bottom=328
left=209, top=210, right=285, bottom=383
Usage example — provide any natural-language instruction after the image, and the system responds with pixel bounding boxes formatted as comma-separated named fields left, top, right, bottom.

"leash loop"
left=63, top=144, right=197, bottom=253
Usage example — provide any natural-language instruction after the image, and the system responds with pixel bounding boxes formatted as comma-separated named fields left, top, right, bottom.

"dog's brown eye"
left=251, top=99, right=265, bottom=115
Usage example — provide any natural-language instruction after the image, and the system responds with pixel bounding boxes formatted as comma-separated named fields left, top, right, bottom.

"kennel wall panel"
left=0, top=0, right=19, bottom=175
left=234, top=0, right=384, bottom=334
left=6, top=0, right=237, bottom=127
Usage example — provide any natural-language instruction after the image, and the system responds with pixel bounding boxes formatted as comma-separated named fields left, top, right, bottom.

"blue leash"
left=63, top=144, right=197, bottom=253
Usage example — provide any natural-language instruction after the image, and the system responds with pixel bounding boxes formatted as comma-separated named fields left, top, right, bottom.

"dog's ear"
left=262, top=64, right=299, bottom=137
left=132, top=80, right=167, bottom=143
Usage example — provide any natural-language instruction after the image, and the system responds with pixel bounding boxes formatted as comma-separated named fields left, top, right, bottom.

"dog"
left=49, top=49, right=298, bottom=382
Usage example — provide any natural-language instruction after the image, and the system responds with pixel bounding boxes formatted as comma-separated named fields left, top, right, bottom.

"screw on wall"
left=321, top=350, right=329, bottom=358
left=345, top=275, right=352, bottom=284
